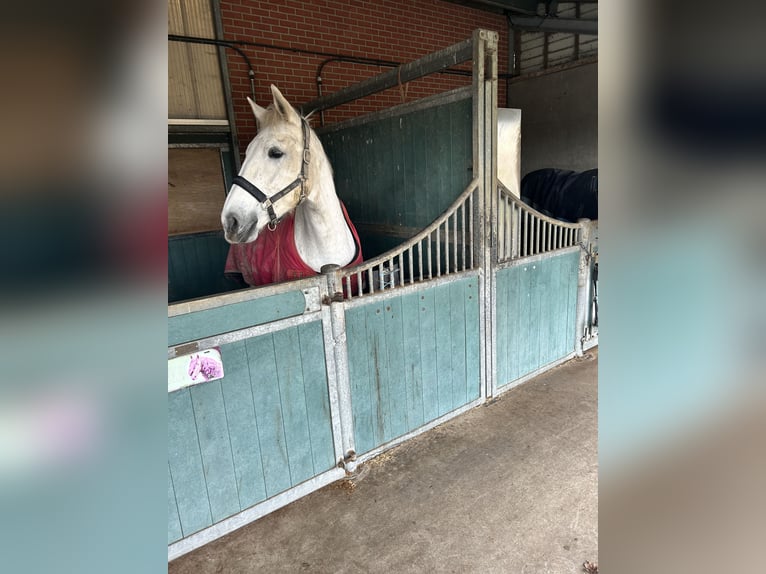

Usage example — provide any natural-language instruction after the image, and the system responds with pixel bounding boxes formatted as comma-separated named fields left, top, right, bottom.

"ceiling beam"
left=508, top=15, right=597, bottom=35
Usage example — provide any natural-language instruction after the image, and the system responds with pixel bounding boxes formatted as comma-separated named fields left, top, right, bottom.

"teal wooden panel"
left=189, top=381, right=240, bottom=523
left=520, top=263, right=540, bottom=374
left=495, top=251, right=581, bottom=388
left=346, top=276, right=479, bottom=455
left=449, top=281, right=468, bottom=408
left=464, top=279, right=481, bottom=401
left=433, top=285, right=454, bottom=417
left=366, top=304, right=392, bottom=444
left=167, top=464, right=182, bottom=544
left=246, top=334, right=292, bottom=497
left=168, top=389, right=212, bottom=537
left=297, top=322, right=336, bottom=474
left=271, top=328, right=314, bottom=485
left=345, top=306, right=375, bottom=455
left=168, top=290, right=307, bottom=346
left=537, top=256, right=554, bottom=367
left=218, top=341, right=267, bottom=510
left=495, top=262, right=510, bottom=387
left=418, top=289, right=440, bottom=423
left=401, top=292, right=425, bottom=431
left=383, top=297, right=408, bottom=438
left=168, top=320, right=336, bottom=545
left=565, top=253, right=579, bottom=352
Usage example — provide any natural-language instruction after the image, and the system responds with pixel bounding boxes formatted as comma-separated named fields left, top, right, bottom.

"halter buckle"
left=303, top=149, right=311, bottom=165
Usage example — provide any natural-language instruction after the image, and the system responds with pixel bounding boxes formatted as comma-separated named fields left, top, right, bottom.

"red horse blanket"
left=224, top=201, right=363, bottom=288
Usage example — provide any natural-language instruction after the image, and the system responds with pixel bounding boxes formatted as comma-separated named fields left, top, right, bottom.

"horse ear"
left=247, top=97, right=267, bottom=127
left=270, top=84, right=300, bottom=125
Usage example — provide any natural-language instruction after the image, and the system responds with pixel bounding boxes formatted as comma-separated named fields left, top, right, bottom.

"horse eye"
left=268, top=147, right=284, bottom=159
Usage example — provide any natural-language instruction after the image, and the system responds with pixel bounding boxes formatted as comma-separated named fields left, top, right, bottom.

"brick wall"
left=218, top=0, right=508, bottom=150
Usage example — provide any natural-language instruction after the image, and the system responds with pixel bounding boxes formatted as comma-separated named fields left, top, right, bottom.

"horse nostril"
left=227, top=215, right=239, bottom=233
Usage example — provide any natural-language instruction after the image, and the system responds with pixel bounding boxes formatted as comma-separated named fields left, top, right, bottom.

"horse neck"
left=293, top=138, right=356, bottom=271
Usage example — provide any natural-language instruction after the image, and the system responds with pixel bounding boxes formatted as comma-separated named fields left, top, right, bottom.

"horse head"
left=222, top=85, right=313, bottom=244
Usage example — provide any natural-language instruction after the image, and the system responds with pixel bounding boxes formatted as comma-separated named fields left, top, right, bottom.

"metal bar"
left=574, top=219, right=593, bottom=356
left=316, top=86, right=471, bottom=135
left=418, top=239, right=424, bottom=281
left=428, top=233, right=433, bottom=278
left=508, top=15, right=598, bottom=36
left=323, top=267, right=356, bottom=462
left=524, top=211, right=530, bottom=256
left=368, top=267, right=374, bottom=295
left=453, top=211, right=458, bottom=273
left=444, top=218, right=449, bottom=274
left=468, top=192, right=474, bottom=268
left=494, top=245, right=580, bottom=272
left=436, top=226, right=441, bottom=277
left=461, top=203, right=466, bottom=270
left=169, top=276, right=323, bottom=317
left=408, top=244, right=414, bottom=285
left=537, top=219, right=542, bottom=254
left=300, top=37, right=474, bottom=114
left=167, top=312, right=321, bottom=359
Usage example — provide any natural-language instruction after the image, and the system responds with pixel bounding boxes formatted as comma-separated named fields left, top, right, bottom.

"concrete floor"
left=170, top=349, right=598, bottom=574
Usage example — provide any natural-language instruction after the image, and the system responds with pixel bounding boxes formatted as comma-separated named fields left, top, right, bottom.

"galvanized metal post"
left=320, top=264, right=357, bottom=472
left=473, top=29, right=499, bottom=398
left=574, top=219, right=593, bottom=356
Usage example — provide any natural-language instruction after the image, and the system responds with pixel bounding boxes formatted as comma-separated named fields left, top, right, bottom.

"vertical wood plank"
left=246, top=334, right=292, bottom=497
left=346, top=307, right=375, bottom=455
left=464, top=278, right=481, bottom=400
left=297, top=321, right=336, bottom=473
left=383, top=297, right=408, bottom=439
left=510, top=265, right=524, bottom=383
left=433, top=283, right=454, bottom=416
left=366, top=304, right=391, bottom=446
left=536, top=256, right=554, bottom=367
left=168, top=463, right=183, bottom=544
left=189, top=381, right=240, bottom=523
left=553, top=253, right=570, bottom=361
left=566, top=252, right=579, bottom=352
left=401, top=292, right=425, bottom=431
left=272, top=328, right=315, bottom=485
left=168, top=389, right=212, bottom=536
left=519, top=264, right=535, bottom=377
left=495, top=268, right=510, bottom=385
left=543, top=255, right=562, bottom=366
left=449, top=281, right=468, bottom=408
left=418, top=289, right=439, bottom=422
left=218, top=341, right=267, bottom=510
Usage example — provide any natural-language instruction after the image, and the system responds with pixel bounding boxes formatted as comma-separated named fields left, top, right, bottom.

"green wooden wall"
left=495, top=251, right=579, bottom=388
left=319, top=96, right=473, bottom=258
left=167, top=320, right=335, bottom=543
left=168, top=231, right=231, bottom=304
left=345, top=275, right=481, bottom=456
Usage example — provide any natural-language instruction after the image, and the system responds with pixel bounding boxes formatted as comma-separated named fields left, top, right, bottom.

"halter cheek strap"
left=231, top=118, right=311, bottom=231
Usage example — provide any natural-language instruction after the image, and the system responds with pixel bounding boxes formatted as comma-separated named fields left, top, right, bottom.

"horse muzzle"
left=223, top=213, right=258, bottom=244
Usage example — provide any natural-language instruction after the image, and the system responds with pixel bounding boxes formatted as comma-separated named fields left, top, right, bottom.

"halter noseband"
left=231, top=118, right=311, bottom=231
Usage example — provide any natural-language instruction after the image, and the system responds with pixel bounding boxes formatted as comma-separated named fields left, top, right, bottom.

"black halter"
left=231, top=118, right=311, bottom=231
